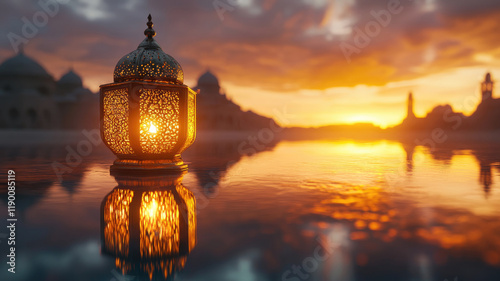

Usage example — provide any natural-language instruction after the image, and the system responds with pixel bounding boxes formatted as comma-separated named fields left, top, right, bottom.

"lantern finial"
left=144, top=14, right=156, bottom=39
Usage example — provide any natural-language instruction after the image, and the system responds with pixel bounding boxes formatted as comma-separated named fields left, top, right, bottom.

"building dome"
left=197, top=70, right=219, bottom=87
left=0, top=51, right=52, bottom=79
left=58, top=69, right=83, bottom=88
left=113, top=15, right=183, bottom=84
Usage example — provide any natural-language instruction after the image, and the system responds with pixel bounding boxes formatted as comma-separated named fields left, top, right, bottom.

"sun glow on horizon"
left=218, top=66, right=499, bottom=129
left=86, top=66, right=497, bottom=129
left=26, top=51, right=499, bottom=130
left=342, top=115, right=383, bottom=127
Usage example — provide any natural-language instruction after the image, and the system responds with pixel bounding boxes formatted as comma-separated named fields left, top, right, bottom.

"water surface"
left=1, top=138, right=500, bottom=281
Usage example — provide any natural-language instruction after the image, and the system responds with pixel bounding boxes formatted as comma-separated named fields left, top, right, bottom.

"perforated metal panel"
left=113, top=14, right=184, bottom=84
left=114, top=45, right=184, bottom=84
left=182, top=90, right=196, bottom=151
left=139, top=89, right=180, bottom=154
left=102, top=88, right=134, bottom=155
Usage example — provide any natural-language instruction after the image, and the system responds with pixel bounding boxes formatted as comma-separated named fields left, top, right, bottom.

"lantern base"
left=110, top=158, right=188, bottom=175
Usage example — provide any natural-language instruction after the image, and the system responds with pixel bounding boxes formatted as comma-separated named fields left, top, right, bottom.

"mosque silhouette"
left=0, top=51, right=276, bottom=131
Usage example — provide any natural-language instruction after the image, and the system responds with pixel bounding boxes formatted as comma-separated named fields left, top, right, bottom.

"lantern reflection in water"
left=101, top=172, right=196, bottom=280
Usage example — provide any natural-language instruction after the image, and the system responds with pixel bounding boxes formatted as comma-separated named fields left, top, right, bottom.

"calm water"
left=1, top=136, right=500, bottom=281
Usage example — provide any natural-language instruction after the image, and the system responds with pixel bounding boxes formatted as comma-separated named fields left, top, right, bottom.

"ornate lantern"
left=100, top=173, right=196, bottom=280
left=100, top=15, right=196, bottom=174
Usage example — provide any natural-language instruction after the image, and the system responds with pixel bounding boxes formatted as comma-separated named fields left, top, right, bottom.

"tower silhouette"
left=406, top=92, right=416, bottom=120
left=481, top=73, right=494, bottom=103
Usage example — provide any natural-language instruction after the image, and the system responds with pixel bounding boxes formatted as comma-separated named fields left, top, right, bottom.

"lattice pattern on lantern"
left=114, top=48, right=184, bottom=84
left=180, top=92, right=196, bottom=152
left=176, top=184, right=197, bottom=251
left=103, top=189, right=134, bottom=256
left=103, top=88, right=134, bottom=155
left=140, top=191, right=180, bottom=258
left=139, top=89, right=180, bottom=154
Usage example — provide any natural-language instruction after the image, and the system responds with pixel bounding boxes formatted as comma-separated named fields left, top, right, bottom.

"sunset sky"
left=1, top=0, right=499, bottom=128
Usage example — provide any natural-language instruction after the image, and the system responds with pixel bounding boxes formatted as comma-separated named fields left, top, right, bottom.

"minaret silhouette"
left=406, top=92, right=416, bottom=120
left=481, top=73, right=494, bottom=103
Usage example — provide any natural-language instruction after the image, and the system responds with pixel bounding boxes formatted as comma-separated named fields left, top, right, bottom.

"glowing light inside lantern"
left=149, top=122, right=158, bottom=134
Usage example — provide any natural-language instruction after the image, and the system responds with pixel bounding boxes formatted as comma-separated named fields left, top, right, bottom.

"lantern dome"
left=113, top=14, right=183, bottom=85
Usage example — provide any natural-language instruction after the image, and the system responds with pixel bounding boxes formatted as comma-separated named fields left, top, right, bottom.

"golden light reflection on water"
left=303, top=181, right=398, bottom=242
left=4, top=139, right=499, bottom=279
left=228, top=140, right=500, bottom=215
left=300, top=177, right=500, bottom=267
left=216, top=140, right=500, bottom=268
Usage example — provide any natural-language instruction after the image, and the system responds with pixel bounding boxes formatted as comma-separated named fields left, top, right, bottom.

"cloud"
left=1, top=0, right=499, bottom=91
left=0, top=0, right=498, bottom=126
